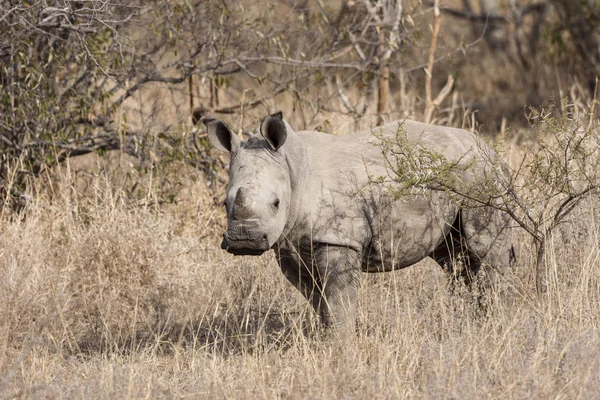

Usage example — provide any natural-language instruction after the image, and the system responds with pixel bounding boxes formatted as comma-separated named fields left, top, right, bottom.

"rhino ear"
left=260, top=112, right=287, bottom=151
left=203, top=118, right=240, bottom=153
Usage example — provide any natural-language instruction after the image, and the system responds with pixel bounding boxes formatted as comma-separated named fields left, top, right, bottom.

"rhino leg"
left=460, top=206, right=513, bottom=291
left=313, top=245, right=360, bottom=336
left=431, top=207, right=513, bottom=290
left=278, top=245, right=360, bottom=336
left=430, top=213, right=476, bottom=283
left=278, top=252, right=323, bottom=314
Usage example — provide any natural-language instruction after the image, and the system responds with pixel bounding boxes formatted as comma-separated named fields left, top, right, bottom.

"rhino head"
left=203, top=112, right=305, bottom=256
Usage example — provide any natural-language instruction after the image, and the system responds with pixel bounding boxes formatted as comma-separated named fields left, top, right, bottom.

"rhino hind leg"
left=431, top=206, right=513, bottom=291
left=460, top=205, right=513, bottom=289
left=430, top=214, right=479, bottom=285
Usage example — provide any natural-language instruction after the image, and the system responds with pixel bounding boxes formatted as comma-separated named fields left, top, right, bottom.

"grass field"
left=2, top=0, right=600, bottom=397
left=1, top=145, right=599, bottom=399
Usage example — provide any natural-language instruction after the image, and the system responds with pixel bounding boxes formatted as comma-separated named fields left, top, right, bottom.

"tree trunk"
left=551, top=0, right=600, bottom=92
left=377, top=61, right=389, bottom=125
left=535, top=237, right=547, bottom=297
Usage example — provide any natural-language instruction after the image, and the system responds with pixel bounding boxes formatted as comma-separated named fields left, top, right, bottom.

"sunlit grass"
left=0, top=145, right=599, bottom=399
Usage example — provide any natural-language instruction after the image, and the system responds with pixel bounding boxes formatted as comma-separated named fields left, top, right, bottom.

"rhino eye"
left=273, top=199, right=280, bottom=210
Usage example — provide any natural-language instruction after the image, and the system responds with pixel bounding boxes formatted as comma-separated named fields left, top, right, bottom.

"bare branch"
left=37, top=21, right=96, bottom=33
left=424, top=0, right=451, bottom=124
left=238, top=56, right=368, bottom=72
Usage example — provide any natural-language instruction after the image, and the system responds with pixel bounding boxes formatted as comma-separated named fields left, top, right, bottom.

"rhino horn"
left=233, top=187, right=253, bottom=219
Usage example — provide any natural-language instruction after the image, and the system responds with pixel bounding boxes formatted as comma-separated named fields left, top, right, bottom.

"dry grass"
left=2, top=0, right=599, bottom=397
left=1, top=149, right=599, bottom=399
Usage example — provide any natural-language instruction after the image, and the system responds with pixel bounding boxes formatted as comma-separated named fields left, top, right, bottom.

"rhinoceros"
left=203, top=112, right=513, bottom=334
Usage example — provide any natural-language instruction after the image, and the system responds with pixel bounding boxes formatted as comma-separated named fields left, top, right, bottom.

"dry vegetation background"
left=1, top=0, right=600, bottom=398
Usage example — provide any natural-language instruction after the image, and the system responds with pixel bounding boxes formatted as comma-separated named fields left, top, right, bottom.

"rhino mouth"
left=221, top=230, right=270, bottom=256
left=227, top=248, right=267, bottom=256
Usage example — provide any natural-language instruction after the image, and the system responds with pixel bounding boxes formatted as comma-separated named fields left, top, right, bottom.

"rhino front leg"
left=315, top=245, right=361, bottom=336
left=277, top=252, right=323, bottom=314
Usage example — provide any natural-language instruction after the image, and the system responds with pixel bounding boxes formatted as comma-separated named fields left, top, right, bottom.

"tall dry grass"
left=1, top=146, right=599, bottom=399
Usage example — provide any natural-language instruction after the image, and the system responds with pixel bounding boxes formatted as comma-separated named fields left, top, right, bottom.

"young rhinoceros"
left=204, top=112, right=513, bottom=335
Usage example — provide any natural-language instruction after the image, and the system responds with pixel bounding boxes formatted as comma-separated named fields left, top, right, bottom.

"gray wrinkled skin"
left=204, top=113, right=513, bottom=336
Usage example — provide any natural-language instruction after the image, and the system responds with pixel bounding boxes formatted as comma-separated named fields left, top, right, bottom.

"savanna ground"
left=2, top=0, right=600, bottom=398
left=1, top=135, right=600, bottom=399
